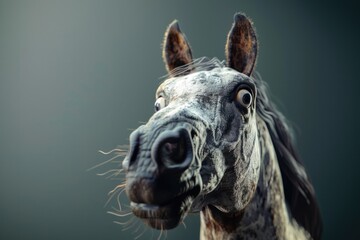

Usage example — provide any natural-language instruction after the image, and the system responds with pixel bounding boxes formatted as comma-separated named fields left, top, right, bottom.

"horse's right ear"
left=162, top=20, right=193, bottom=76
left=225, top=13, right=258, bottom=76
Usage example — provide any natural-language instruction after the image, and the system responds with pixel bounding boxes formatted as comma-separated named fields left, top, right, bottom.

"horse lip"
left=130, top=185, right=200, bottom=220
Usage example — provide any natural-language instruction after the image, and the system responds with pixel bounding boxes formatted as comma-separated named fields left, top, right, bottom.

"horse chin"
left=130, top=186, right=200, bottom=230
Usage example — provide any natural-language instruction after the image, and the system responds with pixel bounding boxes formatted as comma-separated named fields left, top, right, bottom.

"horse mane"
left=254, top=73, right=323, bottom=240
left=163, top=57, right=322, bottom=239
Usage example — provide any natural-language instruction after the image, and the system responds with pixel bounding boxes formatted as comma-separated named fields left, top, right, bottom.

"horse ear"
left=225, top=13, right=258, bottom=76
left=162, top=20, right=193, bottom=76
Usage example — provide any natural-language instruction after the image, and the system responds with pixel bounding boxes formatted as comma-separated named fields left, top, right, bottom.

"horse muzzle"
left=123, top=123, right=202, bottom=229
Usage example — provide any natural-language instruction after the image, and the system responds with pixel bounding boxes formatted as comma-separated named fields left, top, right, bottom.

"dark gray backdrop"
left=1, top=1, right=359, bottom=239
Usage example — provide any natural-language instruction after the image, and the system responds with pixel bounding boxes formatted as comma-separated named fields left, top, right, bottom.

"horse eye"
left=154, top=97, right=166, bottom=112
left=236, top=88, right=252, bottom=108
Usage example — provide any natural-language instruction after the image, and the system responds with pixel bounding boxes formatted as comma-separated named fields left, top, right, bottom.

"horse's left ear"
left=162, top=20, right=193, bottom=76
left=225, top=13, right=258, bottom=76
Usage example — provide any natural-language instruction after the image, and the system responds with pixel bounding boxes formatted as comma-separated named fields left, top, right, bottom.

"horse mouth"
left=130, top=186, right=200, bottom=229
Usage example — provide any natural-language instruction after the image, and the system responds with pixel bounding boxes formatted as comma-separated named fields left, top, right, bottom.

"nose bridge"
left=176, top=96, right=219, bottom=141
left=159, top=96, right=213, bottom=129
left=174, top=95, right=222, bottom=145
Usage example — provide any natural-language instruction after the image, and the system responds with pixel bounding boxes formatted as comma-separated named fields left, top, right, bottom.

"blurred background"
left=0, top=0, right=359, bottom=239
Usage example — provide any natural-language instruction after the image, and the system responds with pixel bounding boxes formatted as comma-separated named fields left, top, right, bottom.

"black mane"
left=254, top=73, right=323, bottom=240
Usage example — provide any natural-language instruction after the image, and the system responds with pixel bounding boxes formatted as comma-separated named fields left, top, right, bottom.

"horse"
left=120, top=13, right=322, bottom=240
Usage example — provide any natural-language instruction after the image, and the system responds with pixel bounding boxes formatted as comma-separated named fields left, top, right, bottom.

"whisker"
left=110, top=199, right=129, bottom=216
left=133, top=222, right=142, bottom=234
left=87, top=155, right=122, bottom=171
left=117, top=169, right=124, bottom=173
left=181, top=220, right=187, bottom=229
left=99, top=149, right=124, bottom=155
left=157, top=226, right=163, bottom=240
left=113, top=216, right=134, bottom=226
left=96, top=169, right=121, bottom=176
left=116, top=188, right=125, bottom=212
left=134, top=224, right=148, bottom=240
left=122, top=216, right=136, bottom=229
left=122, top=220, right=138, bottom=231
left=108, top=183, right=126, bottom=195
left=114, top=218, right=137, bottom=233
left=106, top=169, right=125, bottom=180
left=105, top=170, right=123, bottom=179
left=105, top=188, right=125, bottom=207
left=107, top=210, right=133, bottom=217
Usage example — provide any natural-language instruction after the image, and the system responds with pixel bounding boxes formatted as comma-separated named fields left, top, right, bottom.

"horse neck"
left=199, top=117, right=310, bottom=240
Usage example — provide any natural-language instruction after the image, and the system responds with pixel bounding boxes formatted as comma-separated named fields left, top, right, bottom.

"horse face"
left=122, top=13, right=259, bottom=229
left=123, top=67, right=260, bottom=229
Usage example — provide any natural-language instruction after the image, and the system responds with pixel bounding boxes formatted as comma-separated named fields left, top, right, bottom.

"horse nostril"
left=154, top=128, right=193, bottom=169
left=124, top=129, right=141, bottom=169
left=191, top=129, right=196, bottom=139
left=160, top=137, right=186, bottom=166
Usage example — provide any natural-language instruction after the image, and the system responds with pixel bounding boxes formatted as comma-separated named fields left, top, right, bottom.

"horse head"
left=123, top=13, right=260, bottom=230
